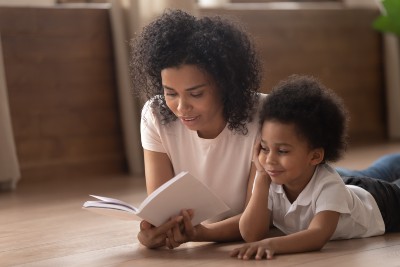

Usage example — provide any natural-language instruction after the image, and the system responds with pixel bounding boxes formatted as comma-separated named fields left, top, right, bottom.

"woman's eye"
left=260, top=147, right=269, bottom=153
left=278, top=150, right=288, bottom=154
left=165, top=92, right=177, bottom=97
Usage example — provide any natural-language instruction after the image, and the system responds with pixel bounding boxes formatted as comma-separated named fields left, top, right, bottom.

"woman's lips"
left=180, top=116, right=199, bottom=126
left=181, top=116, right=196, bottom=121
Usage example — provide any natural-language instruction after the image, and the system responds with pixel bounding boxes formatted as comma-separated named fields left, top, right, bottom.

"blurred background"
left=0, top=0, right=399, bottom=189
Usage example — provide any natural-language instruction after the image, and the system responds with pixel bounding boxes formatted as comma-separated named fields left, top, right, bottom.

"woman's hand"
left=137, top=217, right=182, bottom=249
left=230, top=239, right=275, bottom=260
left=165, top=209, right=202, bottom=249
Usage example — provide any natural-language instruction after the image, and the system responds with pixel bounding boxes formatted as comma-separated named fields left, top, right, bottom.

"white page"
left=82, top=202, right=141, bottom=221
left=89, top=195, right=138, bottom=212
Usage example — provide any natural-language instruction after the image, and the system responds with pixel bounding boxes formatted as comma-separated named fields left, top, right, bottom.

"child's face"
left=259, top=121, right=323, bottom=189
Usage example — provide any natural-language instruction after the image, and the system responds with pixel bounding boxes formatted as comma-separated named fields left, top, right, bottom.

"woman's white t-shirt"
left=268, top=164, right=385, bottom=239
left=140, top=94, right=267, bottom=221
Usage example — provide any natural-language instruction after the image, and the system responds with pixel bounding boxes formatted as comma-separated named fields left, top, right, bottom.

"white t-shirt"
left=268, top=164, right=385, bottom=239
left=141, top=94, right=267, bottom=221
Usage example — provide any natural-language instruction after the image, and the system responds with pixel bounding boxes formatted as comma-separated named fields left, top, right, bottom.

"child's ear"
left=310, top=148, right=324, bottom=166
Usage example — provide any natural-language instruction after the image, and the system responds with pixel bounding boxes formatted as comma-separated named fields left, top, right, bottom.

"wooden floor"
left=1, top=142, right=400, bottom=267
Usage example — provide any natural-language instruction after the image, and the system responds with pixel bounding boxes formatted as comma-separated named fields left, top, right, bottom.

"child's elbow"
left=311, top=237, right=330, bottom=252
left=239, top=216, right=270, bottom=242
left=314, top=242, right=326, bottom=252
left=240, top=228, right=266, bottom=242
left=243, top=234, right=262, bottom=243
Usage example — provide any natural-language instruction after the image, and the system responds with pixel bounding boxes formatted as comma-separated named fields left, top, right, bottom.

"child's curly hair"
left=260, top=75, right=349, bottom=162
left=130, top=9, right=262, bottom=135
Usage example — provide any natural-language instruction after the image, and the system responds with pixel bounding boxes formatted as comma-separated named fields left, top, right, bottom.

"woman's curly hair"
left=130, top=9, right=262, bottom=135
left=259, top=75, right=349, bottom=162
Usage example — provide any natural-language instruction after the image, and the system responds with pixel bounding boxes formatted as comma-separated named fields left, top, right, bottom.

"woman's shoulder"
left=141, top=99, right=156, bottom=125
left=141, top=98, right=169, bottom=134
left=141, top=98, right=165, bottom=123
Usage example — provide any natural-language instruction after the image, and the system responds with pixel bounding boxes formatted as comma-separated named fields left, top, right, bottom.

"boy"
left=231, top=75, right=400, bottom=260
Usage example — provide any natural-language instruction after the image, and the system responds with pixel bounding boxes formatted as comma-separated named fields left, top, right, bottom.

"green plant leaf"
left=373, top=0, right=400, bottom=36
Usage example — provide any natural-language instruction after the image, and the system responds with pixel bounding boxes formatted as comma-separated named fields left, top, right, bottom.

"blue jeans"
left=336, top=153, right=400, bottom=232
left=336, top=153, right=400, bottom=187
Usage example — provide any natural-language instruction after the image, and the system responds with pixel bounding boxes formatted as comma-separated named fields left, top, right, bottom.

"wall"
left=0, top=4, right=387, bottom=181
left=201, top=4, right=386, bottom=143
left=0, top=6, right=127, bottom=180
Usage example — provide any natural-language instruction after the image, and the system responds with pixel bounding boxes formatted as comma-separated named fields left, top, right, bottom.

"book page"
left=83, top=195, right=140, bottom=221
left=82, top=203, right=142, bottom=221
left=89, top=195, right=138, bottom=212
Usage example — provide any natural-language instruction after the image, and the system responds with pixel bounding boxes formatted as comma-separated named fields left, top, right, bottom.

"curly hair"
left=129, top=9, right=262, bottom=135
left=259, top=75, right=349, bottom=162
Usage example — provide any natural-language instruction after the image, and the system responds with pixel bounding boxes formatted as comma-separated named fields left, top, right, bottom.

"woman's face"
left=161, top=64, right=225, bottom=139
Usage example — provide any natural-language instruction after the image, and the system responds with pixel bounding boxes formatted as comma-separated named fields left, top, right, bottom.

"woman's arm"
left=137, top=149, right=178, bottom=249
left=231, top=210, right=340, bottom=260
left=143, top=149, right=175, bottom=194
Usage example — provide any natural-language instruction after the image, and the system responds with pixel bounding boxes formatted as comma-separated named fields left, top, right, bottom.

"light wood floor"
left=1, top=142, right=400, bottom=267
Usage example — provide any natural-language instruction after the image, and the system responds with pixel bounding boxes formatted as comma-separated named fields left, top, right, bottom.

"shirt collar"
left=270, top=165, right=324, bottom=206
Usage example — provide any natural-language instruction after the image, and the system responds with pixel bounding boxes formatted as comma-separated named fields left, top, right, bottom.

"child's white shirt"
left=268, top=164, right=385, bottom=239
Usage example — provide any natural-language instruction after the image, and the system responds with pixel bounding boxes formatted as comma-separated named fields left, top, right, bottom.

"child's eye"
left=278, top=150, right=289, bottom=154
left=260, top=147, right=269, bottom=153
left=191, top=92, right=203, bottom=98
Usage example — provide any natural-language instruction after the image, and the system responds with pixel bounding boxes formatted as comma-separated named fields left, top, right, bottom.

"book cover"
left=82, top=171, right=230, bottom=227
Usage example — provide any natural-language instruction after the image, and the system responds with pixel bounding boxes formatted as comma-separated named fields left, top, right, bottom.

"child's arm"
left=232, top=210, right=340, bottom=260
left=239, top=171, right=272, bottom=242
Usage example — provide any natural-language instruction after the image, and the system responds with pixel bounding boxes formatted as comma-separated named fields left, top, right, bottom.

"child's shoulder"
left=311, top=164, right=346, bottom=193
left=318, top=163, right=339, bottom=176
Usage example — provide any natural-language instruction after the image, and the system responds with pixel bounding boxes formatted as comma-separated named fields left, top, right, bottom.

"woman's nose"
left=177, top=98, right=191, bottom=112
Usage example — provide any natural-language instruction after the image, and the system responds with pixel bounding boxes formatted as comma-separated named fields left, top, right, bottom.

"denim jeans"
left=336, top=153, right=400, bottom=232
left=336, top=153, right=400, bottom=187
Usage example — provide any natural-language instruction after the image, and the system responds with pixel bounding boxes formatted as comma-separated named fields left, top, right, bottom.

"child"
left=231, top=75, right=400, bottom=260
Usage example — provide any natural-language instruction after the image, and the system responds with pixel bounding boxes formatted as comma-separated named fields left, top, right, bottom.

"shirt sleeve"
left=140, top=100, right=166, bottom=153
left=314, top=177, right=351, bottom=215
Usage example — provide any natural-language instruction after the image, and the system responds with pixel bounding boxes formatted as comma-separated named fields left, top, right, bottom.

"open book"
left=82, top=171, right=230, bottom=227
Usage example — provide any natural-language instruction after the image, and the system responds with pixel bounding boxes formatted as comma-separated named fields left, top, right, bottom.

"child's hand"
left=230, top=239, right=275, bottom=260
left=252, top=137, right=266, bottom=173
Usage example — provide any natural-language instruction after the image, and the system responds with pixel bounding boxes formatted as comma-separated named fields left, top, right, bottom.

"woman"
left=130, top=9, right=264, bottom=249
